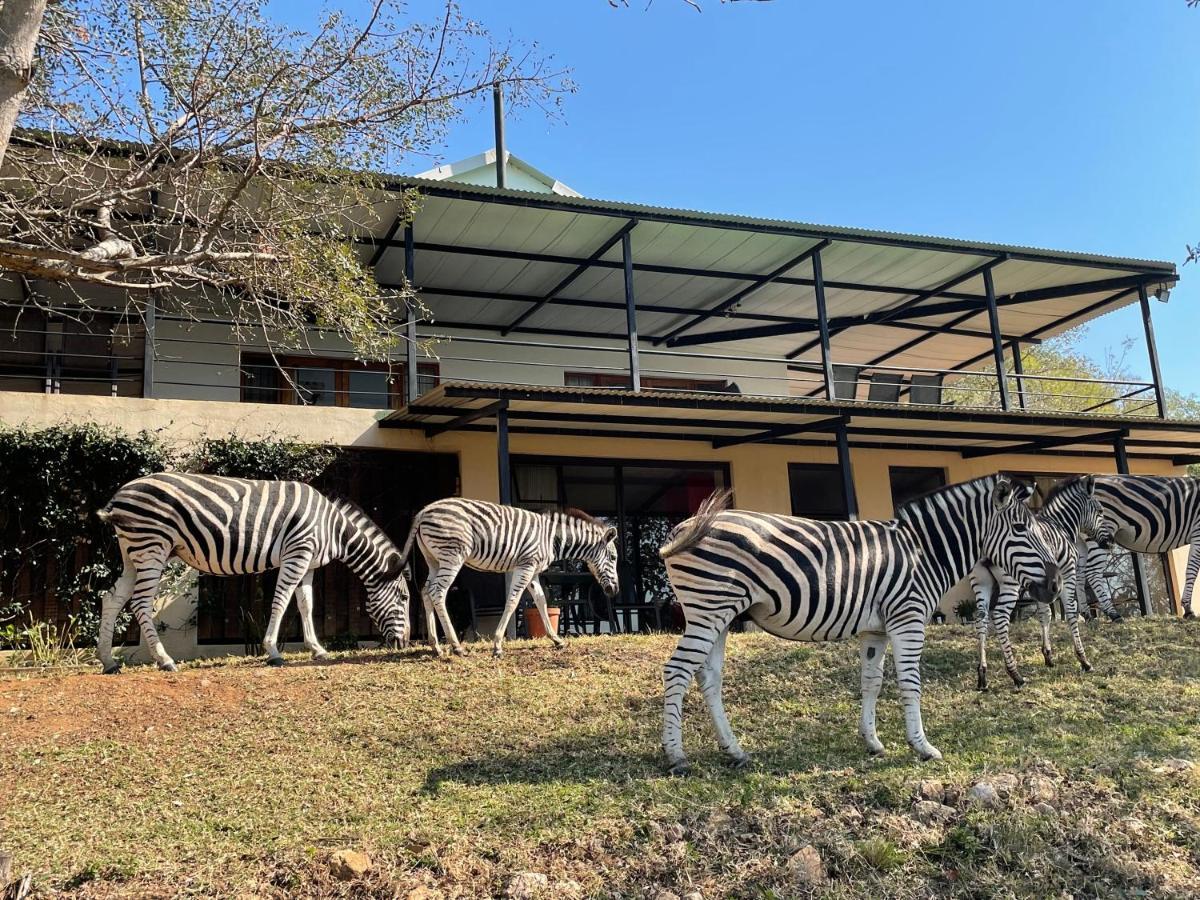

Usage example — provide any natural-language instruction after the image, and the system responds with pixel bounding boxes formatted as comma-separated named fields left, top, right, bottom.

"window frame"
left=240, top=353, right=439, bottom=409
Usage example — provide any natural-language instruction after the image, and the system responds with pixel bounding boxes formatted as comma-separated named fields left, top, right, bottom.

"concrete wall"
left=0, top=391, right=1188, bottom=661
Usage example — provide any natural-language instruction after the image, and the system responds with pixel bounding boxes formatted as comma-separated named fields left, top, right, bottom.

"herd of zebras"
left=96, top=469, right=1200, bottom=774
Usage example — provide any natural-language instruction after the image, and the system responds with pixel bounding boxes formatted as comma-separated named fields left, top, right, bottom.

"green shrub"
left=188, top=435, right=338, bottom=482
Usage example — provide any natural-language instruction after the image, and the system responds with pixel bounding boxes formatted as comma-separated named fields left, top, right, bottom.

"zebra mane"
left=1041, top=474, right=1089, bottom=508
left=895, top=474, right=1016, bottom=517
left=559, top=507, right=604, bottom=526
left=329, top=495, right=403, bottom=556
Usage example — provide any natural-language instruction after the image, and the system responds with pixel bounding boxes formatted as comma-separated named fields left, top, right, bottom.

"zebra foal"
left=400, top=498, right=619, bottom=657
left=970, top=474, right=1106, bottom=691
left=1086, top=475, right=1200, bottom=619
left=658, top=476, right=1056, bottom=773
left=97, top=473, right=410, bottom=672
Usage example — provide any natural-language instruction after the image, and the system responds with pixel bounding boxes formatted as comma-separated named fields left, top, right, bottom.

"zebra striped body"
left=1087, top=475, right=1200, bottom=618
left=658, top=477, right=1056, bottom=772
left=400, top=497, right=620, bottom=656
left=97, top=473, right=409, bottom=672
left=971, top=475, right=1104, bottom=691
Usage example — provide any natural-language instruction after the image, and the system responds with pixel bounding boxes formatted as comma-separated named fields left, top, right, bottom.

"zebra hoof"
left=666, top=759, right=691, bottom=777
left=102, top=662, right=122, bottom=675
left=158, top=662, right=178, bottom=673
left=1081, top=661, right=1093, bottom=673
left=553, top=640, right=567, bottom=651
left=1185, top=610, right=1196, bottom=620
left=976, top=668, right=989, bottom=692
left=452, top=646, right=468, bottom=657
left=1043, top=652, right=1055, bottom=668
left=312, top=652, right=329, bottom=661
left=918, top=747, right=944, bottom=763
left=727, top=753, right=753, bottom=771
left=866, top=745, right=886, bottom=759
left=1107, top=612, right=1124, bottom=623
left=266, top=657, right=285, bottom=668
left=492, top=647, right=504, bottom=659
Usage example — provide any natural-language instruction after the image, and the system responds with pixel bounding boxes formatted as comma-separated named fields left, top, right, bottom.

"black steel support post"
left=1010, top=339, right=1026, bottom=410
left=1138, top=283, right=1167, bottom=418
left=622, top=230, right=641, bottom=391
left=1114, top=434, right=1153, bottom=616
left=497, top=402, right=516, bottom=639
left=983, top=267, right=1011, bottom=411
left=404, top=224, right=420, bottom=405
left=812, top=250, right=836, bottom=401
left=835, top=422, right=859, bottom=520
left=492, top=82, right=506, bottom=189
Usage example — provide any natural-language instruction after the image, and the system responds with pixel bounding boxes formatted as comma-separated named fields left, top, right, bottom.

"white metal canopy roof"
left=364, top=178, right=1178, bottom=378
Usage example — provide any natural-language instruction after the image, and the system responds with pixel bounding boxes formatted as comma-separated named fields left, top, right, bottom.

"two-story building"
left=2, top=148, right=1195, bottom=660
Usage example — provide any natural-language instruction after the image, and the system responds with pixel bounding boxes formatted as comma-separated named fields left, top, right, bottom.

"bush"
left=189, top=435, right=339, bottom=482
left=0, top=423, right=173, bottom=644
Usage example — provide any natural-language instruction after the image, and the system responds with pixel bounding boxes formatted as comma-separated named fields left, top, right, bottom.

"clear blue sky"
left=316, top=1, right=1200, bottom=393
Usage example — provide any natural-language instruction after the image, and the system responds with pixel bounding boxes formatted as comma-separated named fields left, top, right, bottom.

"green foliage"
left=0, top=423, right=173, bottom=643
left=0, top=425, right=338, bottom=647
left=188, top=435, right=339, bottom=482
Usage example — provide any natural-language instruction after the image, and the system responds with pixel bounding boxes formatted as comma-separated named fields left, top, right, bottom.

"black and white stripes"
left=657, top=476, right=1056, bottom=772
left=971, top=475, right=1105, bottom=690
left=1087, top=475, right=1200, bottom=618
left=400, top=497, right=620, bottom=656
left=98, top=473, right=409, bottom=672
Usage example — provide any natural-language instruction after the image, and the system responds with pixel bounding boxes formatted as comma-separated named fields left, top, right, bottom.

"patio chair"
left=909, top=373, right=945, bottom=406
left=832, top=364, right=862, bottom=401
left=866, top=372, right=905, bottom=403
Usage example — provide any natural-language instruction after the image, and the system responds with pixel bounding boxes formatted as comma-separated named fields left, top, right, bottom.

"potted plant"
left=955, top=597, right=978, bottom=626
left=524, top=599, right=561, bottom=639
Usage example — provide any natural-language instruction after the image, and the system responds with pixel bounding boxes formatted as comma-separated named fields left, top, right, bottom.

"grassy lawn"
left=2, top=618, right=1200, bottom=898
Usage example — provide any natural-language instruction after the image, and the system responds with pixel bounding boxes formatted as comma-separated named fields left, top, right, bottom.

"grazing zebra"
left=971, top=475, right=1105, bottom=691
left=400, top=498, right=620, bottom=657
left=657, top=476, right=1057, bottom=773
left=97, top=473, right=410, bottom=673
left=1086, top=475, right=1200, bottom=619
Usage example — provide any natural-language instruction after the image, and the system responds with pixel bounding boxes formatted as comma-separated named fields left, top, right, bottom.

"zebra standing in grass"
left=971, top=475, right=1106, bottom=691
left=97, top=473, right=410, bottom=673
left=657, top=476, right=1057, bottom=773
left=400, top=497, right=620, bottom=657
left=1085, top=475, right=1200, bottom=619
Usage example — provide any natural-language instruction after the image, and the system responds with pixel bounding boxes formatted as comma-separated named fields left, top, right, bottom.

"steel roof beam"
left=655, top=240, right=830, bottom=345
left=960, top=428, right=1128, bottom=459
left=711, top=414, right=846, bottom=449
left=500, top=219, right=638, bottom=336
left=423, top=399, right=508, bottom=437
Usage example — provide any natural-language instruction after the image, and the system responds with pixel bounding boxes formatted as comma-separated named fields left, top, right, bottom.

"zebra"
left=399, top=497, right=620, bottom=657
left=657, top=475, right=1057, bottom=773
left=1085, top=475, right=1200, bottom=620
left=971, top=474, right=1106, bottom=691
left=96, top=473, right=410, bottom=673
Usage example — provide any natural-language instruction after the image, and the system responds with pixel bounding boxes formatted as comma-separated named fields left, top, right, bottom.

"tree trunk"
left=0, top=0, right=49, bottom=169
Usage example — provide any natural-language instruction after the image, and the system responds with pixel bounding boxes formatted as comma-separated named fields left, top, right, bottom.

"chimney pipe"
left=492, top=81, right=506, bottom=189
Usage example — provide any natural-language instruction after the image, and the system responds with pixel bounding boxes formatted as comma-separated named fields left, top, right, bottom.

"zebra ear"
left=382, top=552, right=406, bottom=580
left=992, top=477, right=1015, bottom=510
left=1083, top=474, right=1097, bottom=496
left=603, top=526, right=618, bottom=544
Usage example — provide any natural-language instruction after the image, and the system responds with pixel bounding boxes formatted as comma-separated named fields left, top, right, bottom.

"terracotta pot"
left=524, top=606, right=561, bottom=639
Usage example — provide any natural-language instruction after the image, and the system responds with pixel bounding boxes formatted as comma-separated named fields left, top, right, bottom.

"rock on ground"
left=1027, top=774, right=1057, bottom=803
left=912, top=800, right=957, bottom=825
left=506, top=872, right=549, bottom=899
left=329, top=849, right=372, bottom=880
left=787, top=844, right=827, bottom=884
left=967, top=782, right=1001, bottom=809
left=915, top=780, right=945, bottom=803
left=991, top=773, right=1019, bottom=796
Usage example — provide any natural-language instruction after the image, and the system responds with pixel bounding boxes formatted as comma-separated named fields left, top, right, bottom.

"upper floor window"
left=565, top=372, right=736, bottom=393
left=240, top=354, right=438, bottom=409
left=0, top=304, right=144, bottom=397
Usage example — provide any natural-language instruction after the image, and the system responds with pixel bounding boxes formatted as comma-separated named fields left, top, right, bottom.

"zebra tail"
left=660, top=488, right=733, bottom=559
left=95, top=504, right=131, bottom=526
left=396, top=513, right=422, bottom=577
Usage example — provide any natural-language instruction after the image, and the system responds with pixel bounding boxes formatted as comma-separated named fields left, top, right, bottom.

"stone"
left=505, top=872, right=549, bottom=899
left=967, top=782, right=1001, bottom=809
left=786, top=844, right=826, bottom=884
left=1155, top=758, right=1195, bottom=774
left=912, top=801, right=956, bottom=825
left=916, top=779, right=945, bottom=803
left=842, top=806, right=864, bottom=824
left=329, top=849, right=372, bottom=880
left=663, top=822, right=687, bottom=842
left=682, top=893, right=704, bottom=900
left=1027, top=775, right=1057, bottom=803
left=653, top=891, right=681, bottom=900
left=405, top=888, right=443, bottom=900
left=942, top=784, right=963, bottom=806
left=1033, top=802, right=1057, bottom=817
left=991, top=773, right=1019, bottom=796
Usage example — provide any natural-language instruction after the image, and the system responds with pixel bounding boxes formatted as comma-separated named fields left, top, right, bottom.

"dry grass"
left=2, top=618, right=1200, bottom=898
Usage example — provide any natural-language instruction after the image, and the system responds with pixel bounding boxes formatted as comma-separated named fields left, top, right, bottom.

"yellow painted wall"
left=1, top=390, right=1189, bottom=613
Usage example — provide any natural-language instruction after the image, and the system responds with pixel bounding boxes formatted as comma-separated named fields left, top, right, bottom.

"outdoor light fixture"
left=1154, top=283, right=1172, bottom=303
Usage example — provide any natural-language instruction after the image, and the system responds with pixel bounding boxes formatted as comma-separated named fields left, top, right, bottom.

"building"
left=1, top=148, right=1194, bottom=661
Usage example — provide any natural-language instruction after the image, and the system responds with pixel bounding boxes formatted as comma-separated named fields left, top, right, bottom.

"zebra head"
left=585, top=525, right=621, bottom=599
left=1041, top=474, right=1106, bottom=542
left=366, top=552, right=411, bottom=649
left=983, top=477, right=1060, bottom=604
left=559, top=510, right=621, bottom=599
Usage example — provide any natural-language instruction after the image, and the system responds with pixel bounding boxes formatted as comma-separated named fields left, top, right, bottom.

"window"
left=240, top=354, right=438, bottom=408
left=0, top=304, right=144, bottom=397
left=788, top=463, right=848, bottom=520
left=889, top=466, right=948, bottom=510
left=565, top=371, right=734, bottom=393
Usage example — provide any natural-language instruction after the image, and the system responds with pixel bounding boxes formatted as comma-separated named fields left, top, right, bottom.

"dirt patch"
left=0, top=667, right=257, bottom=747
